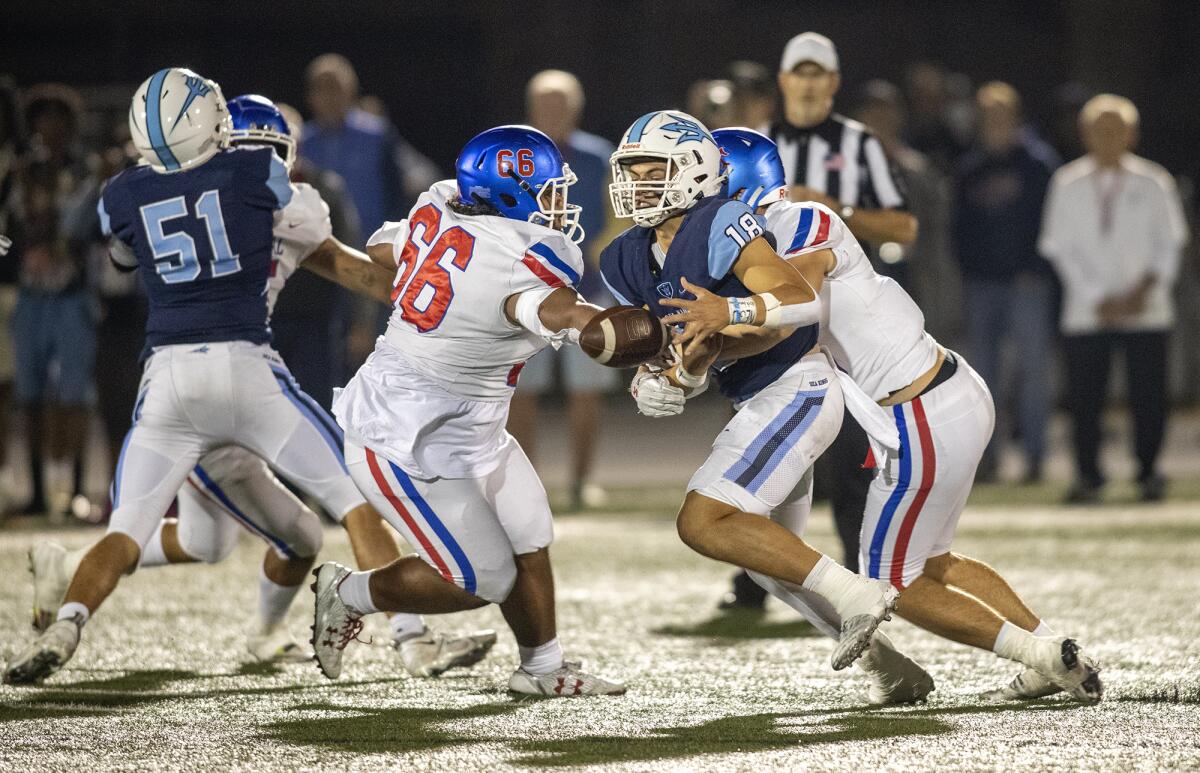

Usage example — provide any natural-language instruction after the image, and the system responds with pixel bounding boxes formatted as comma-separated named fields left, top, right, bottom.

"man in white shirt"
left=1039, top=94, right=1189, bottom=503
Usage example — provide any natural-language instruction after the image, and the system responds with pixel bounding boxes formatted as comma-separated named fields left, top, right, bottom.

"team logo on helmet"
left=659, top=114, right=712, bottom=146
left=172, top=76, right=215, bottom=134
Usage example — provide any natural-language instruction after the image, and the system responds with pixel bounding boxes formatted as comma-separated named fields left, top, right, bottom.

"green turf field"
left=2, top=497, right=1198, bottom=770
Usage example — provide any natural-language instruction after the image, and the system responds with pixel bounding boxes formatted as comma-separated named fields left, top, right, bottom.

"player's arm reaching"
left=661, top=235, right=822, bottom=355
left=303, top=238, right=396, bottom=304
left=503, top=286, right=603, bottom=344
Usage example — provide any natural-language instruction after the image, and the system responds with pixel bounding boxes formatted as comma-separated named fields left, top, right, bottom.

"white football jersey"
left=766, top=201, right=939, bottom=401
left=267, top=182, right=333, bottom=313
left=333, top=180, right=584, bottom=478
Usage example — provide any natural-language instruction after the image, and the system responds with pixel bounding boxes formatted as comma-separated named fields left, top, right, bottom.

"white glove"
left=0, top=235, right=10, bottom=257
left=630, top=371, right=685, bottom=418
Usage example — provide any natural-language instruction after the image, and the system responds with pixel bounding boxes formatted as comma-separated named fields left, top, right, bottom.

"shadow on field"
left=651, top=609, right=822, bottom=641
left=259, top=701, right=522, bottom=753
left=0, top=667, right=406, bottom=724
left=256, top=697, right=1080, bottom=766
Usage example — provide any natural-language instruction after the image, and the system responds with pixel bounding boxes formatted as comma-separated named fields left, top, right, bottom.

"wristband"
left=674, top=362, right=707, bottom=389
left=726, top=296, right=758, bottom=325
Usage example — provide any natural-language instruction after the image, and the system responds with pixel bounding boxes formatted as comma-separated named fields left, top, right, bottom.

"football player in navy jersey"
left=599, top=111, right=899, bottom=672
left=5, top=68, right=431, bottom=685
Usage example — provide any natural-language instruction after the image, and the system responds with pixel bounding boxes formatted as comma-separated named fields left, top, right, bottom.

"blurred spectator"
left=301, top=54, right=441, bottom=375
left=0, top=78, right=23, bottom=508
left=60, top=121, right=144, bottom=520
left=952, top=82, right=1060, bottom=483
left=302, top=54, right=439, bottom=234
left=1039, top=95, right=1189, bottom=503
left=853, top=79, right=960, bottom=344
left=903, top=62, right=971, bottom=170
left=507, top=69, right=617, bottom=511
left=686, top=79, right=738, bottom=130
left=11, top=84, right=96, bottom=517
left=271, top=102, right=362, bottom=409
left=726, top=60, right=776, bottom=130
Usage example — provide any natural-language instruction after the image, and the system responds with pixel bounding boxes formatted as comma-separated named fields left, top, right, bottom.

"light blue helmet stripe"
left=145, top=69, right=181, bottom=170
left=626, top=112, right=659, bottom=143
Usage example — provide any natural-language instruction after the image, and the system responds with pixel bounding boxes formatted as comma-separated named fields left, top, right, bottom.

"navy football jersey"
left=599, top=195, right=819, bottom=403
left=98, top=147, right=292, bottom=356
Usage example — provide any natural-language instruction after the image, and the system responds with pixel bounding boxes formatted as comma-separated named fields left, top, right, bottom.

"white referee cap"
left=780, top=32, right=839, bottom=73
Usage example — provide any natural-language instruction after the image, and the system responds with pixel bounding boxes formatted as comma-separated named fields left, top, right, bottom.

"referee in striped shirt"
left=721, top=32, right=919, bottom=611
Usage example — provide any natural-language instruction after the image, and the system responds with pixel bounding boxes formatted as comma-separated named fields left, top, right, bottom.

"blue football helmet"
left=455, top=125, right=583, bottom=243
left=227, top=94, right=296, bottom=170
left=712, top=127, right=788, bottom=210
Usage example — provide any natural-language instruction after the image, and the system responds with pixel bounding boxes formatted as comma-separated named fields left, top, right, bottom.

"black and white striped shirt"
left=769, top=113, right=907, bottom=211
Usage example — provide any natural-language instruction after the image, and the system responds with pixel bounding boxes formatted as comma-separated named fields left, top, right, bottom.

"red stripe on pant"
left=364, top=448, right=454, bottom=584
left=889, top=397, right=936, bottom=589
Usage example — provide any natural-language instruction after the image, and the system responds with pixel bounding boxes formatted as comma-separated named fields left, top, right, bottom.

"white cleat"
left=858, top=632, right=935, bottom=706
left=398, top=629, right=498, bottom=678
left=4, top=619, right=80, bottom=685
left=309, top=562, right=364, bottom=680
left=1028, top=637, right=1103, bottom=704
left=247, top=622, right=311, bottom=664
left=508, top=660, right=627, bottom=697
left=832, top=581, right=900, bottom=671
left=981, top=667, right=1062, bottom=702
left=29, top=542, right=70, bottom=632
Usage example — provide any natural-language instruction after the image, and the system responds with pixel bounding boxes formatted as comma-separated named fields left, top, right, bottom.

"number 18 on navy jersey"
left=98, top=147, right=293, bottom=356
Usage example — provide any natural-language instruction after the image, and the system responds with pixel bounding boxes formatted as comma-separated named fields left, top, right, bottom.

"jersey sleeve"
left=274, top=182, right=332, bottom=263
left=862, top=134, right=908, bottom=210
left=598, top=238, right=641, bottom=307
left=97, top=178, right=139, bottom=267
left=510, top=231, right=584, bottom=294
left=779, top=203, right=841, bottom=256
left=706, top=199, right=767, bottom=279
left=239, top=147, right=294, bottom=211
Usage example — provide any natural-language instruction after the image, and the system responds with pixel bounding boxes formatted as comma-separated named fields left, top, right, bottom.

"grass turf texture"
left=2, top=499, right=1198, bottom=770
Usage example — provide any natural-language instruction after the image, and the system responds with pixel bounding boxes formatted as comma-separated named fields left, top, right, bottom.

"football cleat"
left=29, top=541, right=71, bottom=632
left=309, top=562, right=365, bottom=680
left=508, top=660, right=627, bottom=697
left=398, top=629, right=498, bottom=678
left=247, top=622, right=311, bottom=664
left=1028, top=637, right=1104, bottom=704
left=831, top=581, right=900, bottom=671
left=981, top=667, right=1062, bottom=702
left=857, top=632, right=935, bottom=705
left=4, top=619, right=80, bottom=685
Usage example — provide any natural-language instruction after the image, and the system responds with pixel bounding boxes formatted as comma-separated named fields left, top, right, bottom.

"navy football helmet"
left=227, top=94, right=296, bottom=170
left=455, top=125, right=583, bottom=243
left=712, top=127, right=788, bottom=210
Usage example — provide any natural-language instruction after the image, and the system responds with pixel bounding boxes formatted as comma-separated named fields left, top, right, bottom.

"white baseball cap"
left=780, top=32, right=839, bottom=73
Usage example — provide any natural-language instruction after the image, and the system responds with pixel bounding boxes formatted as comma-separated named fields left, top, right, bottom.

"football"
left=579, top=306, right=671, bottom=367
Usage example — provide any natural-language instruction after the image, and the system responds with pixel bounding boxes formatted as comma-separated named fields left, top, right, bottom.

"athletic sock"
left=57, top=601, right=90, bottom=628
left=801, top=554, right=883, bottom=619
left=138, top=521, right=171, bottom=567
left=519, top=637, right=564, bottom=676
left=992, top=620, right=1050, bottom=667
left=1033, top=620, right=1054, bottom=637
left=389, top=613, right=427, bottom=644
left=258, top=564, right=303, bottom=631
left=337, top=570, right=380, bottom=615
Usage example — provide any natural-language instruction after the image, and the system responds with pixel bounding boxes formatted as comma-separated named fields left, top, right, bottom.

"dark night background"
left=4, top=0, right=1199, bottom=175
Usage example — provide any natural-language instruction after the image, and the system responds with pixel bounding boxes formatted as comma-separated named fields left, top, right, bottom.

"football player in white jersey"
left=6, top=86, right=490, bottom=684
left=314, top=126, right=625, bottom=696
left=697, top=127, right=1103, bottom=703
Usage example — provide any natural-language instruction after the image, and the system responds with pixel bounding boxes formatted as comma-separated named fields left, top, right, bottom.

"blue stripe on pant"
left=867, top=405, right=912, bottom=578
left=388, top=460, right=478, bottom=595
left=271, top=368, right=347, bottom=472
left=724, top=389, right=825, bottom=494
left=192, top=465, right=296, bottom=558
